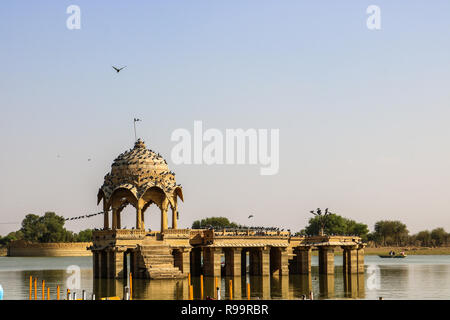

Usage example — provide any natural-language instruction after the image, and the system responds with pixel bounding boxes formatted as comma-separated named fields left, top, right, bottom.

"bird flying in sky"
left=112, top=66, right=126, bottom=73
left=248, top=215, right=254, bottom=219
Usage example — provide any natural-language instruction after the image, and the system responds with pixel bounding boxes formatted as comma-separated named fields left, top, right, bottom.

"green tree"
left=415, top=230, right=432, bottom=247
left=430, top=228, right=447, bottom=246
left=373, top=220, right=409, bottom=246
left=0, top=231, right=23, bottom=245
left=20, top=212, right=71, bottom=243
left=20, top=214, right=44, bottom=242
left=301, top=214, right=369, bottom=240
left=75, top=229, right=93, bottom=242
left=39, top=212, right=67, bottom=243
left=192, top=217, right=239, bottom=229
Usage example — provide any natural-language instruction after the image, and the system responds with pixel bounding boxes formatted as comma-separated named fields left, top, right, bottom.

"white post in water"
left=216, top=287, right=221, bottom=300
left=91, top=294, right=96, bottom=300
left=82, top=290, right=86, bottom=300
left=123, top=287, right=130, bottom=300
left=73, top=292, right=77, bottom=300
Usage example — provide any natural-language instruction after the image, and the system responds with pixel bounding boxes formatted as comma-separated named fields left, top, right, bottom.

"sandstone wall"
left=7, top=241, right=92, bottom=257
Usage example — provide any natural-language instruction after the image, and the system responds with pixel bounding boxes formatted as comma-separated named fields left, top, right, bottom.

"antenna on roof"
left=133, top=118, right=142, bottom=142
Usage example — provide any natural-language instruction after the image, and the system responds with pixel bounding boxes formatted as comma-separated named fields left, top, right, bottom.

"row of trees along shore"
left=1, top=213, right=449, bottom=248
left=0, top=212, right=93, bottom=245
left=192, top=215, right=449, bottom=247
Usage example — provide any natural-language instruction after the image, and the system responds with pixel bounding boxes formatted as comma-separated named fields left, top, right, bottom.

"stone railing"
left=93, top=229, right=147, bottom=241
left=214, top=230, right=291, bottom=238
left=291, top=235, right=363, bottom=247
left=162, top=229, right=191, bottom=239
left=7, top=241, right=92, bottom=257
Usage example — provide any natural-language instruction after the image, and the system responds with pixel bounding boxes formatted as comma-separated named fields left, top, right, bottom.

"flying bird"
left=112, top=66, right=126, bottom=73
left=248, top=215, right=254, bottom=219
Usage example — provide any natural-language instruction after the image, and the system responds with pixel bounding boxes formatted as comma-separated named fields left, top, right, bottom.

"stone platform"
left=89, top=229, right=365, bottom=280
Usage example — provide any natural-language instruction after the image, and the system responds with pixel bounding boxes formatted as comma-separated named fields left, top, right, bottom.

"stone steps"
left=136, top=243, right=186, bottom=279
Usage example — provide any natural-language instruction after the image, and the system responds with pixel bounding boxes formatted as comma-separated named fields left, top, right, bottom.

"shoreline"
left=310, top=246, right=450, bottom=256
left=1, top=244, right=449, bottom=258
left=363, top=247, right=450, bottom=256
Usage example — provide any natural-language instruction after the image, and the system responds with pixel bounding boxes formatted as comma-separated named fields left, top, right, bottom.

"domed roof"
left=98, top=139, right=183, bottom=206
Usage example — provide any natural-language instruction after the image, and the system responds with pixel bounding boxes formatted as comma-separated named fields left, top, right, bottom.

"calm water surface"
left=0, top=255, right=449, bottom=300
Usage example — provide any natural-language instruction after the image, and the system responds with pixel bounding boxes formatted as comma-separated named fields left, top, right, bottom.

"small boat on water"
left=378, top=254, right=407, bottom=258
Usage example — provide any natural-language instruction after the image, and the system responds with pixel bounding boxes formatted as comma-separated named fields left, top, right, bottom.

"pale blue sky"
left=1, top=1, right=450, bottom=235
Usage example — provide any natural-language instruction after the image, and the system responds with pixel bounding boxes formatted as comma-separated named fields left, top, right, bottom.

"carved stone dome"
left=98, top=139, right=183, bottom=207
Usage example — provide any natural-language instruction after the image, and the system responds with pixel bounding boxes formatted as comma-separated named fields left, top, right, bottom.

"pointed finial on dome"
left=134, top=138, right=146, bottom=149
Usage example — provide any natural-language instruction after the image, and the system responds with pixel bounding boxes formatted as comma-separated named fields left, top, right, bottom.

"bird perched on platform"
left=112, top=66, right=126, bottom=73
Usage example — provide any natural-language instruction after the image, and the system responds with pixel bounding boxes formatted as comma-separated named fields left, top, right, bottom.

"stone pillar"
left=280, top=248, right=289, bottom=276
left=131, top=250, right=139, bottom=278
left=93, top=251, right=99, bottom=278
left=110, top=249, right=125, bottom=279
left=269, top=247, right=288, bottom=276
left=203, top=247, right=222, bottom=277
left=137, top=199, right=144, bottom=230
left=172, top=205, right=178, bottom=229
left=261, top=248, right=270, bottom=276
left=123, top=251, right=128, bottom=280
left=319, top=274, right=335, bottom=298
left=229, top=276, right=242, bottom=300
left=249, top=249, right=260, bottom=275
left=281, top=276, right=289, bottom=299
left=117, top=211, right=121, bottom=229
left=190, top=247, right=202, bottom=276
left=249, top=248, right=270, bottom=276
left=357, top=246, right=365, bottom=274
left=343, top=247, right=358, bottom=274
left=299, top=273, right=312, bottom=296
left=357, top=273, right=365, bottom=298
left=270, top=247, right=281, bottom=276
left=262, top=275, right=270, bottom=300
left=225, top=248, right=242, bottom=276
left=318, top=246, right=335, bottom=275
left=112, top=208, right=118, bottom=230
left=342, top=247, right=347, bottom=274
left=108, top=250, right=116, bottom=279
left=103, top=203, right=109, bottom=230
left=294, top=247, right=311, bottom=274
left=100, top=250, right=108, bottom=278
left=182, top=250, right=191, bottom=274
left=160, top=199, right=169, bottom=232
left=174, top=249, right=191, bottom=274
left=343, top=272, right=358, bottom=298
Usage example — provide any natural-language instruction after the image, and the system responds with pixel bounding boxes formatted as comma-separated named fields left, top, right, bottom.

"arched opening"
left=141, top=186, right=169, bottom=231
left=109, top=187, right=138, bottom=230
left=141, top=203, right=162, bottom=232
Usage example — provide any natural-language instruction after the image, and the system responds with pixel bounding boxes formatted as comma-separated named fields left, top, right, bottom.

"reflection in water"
left=343, top=273, right=365, bottom=299
left=319, top=274, right=335, bottom=299
left=94, top=278, right=188, bottom=300
left=2, top=256, right=450, bottom=299
left=271, top=276, right=289, bottom=299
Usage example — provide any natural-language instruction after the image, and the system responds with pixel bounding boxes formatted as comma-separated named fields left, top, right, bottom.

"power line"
left=64, top=210, right=108, bottom=221
left=0, top=210, right=111, bottom=225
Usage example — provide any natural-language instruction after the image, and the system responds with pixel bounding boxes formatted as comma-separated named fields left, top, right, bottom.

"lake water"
left=0, top=255, right=449, bottom=300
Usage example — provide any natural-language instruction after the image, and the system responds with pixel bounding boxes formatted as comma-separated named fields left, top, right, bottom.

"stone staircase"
left=136, top=244, right=186, bottom=279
